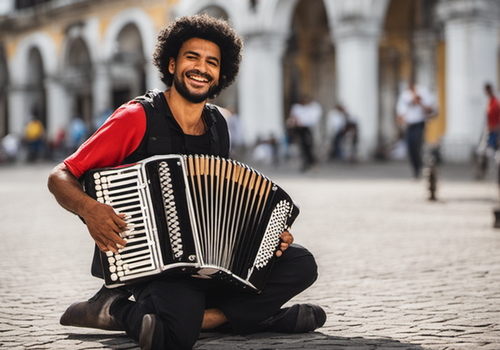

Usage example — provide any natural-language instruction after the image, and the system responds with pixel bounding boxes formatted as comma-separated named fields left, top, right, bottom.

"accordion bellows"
left=83, top=155, right=299, bottom=292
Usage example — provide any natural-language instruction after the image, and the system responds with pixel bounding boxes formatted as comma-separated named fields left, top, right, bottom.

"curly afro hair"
left=152, top=14, right=243, bottom=98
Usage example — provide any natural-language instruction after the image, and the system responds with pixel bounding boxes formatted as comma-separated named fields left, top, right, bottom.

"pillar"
left=437, top=0, right=500, bottom=162
left=333, top=19, right=381, bottom=159
left=45, top=77, right=69, bottom=139
left=238, top=33, right=287, bottom=145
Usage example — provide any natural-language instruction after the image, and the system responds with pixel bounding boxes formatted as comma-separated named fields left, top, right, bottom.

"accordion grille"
left=184, top=155, right=280, bottom=278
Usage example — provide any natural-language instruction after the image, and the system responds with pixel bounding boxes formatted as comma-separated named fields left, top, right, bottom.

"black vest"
left=90, top=89, right=230, bottom=279
left=122, top=89, right=229, bottom=164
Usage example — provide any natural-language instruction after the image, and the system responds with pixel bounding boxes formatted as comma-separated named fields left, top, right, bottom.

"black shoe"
left=259, top=304, right=326, bottom=333
left=139, top=314, right=164, bottom=350
left=59, top=285, right=127, bottom=331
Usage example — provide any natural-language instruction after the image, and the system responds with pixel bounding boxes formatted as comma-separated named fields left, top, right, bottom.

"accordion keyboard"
left=92, top=165, right=158, bottom=282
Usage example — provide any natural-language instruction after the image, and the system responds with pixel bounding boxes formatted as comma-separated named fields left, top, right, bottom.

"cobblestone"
left=0, top=160, right=499, bottom=349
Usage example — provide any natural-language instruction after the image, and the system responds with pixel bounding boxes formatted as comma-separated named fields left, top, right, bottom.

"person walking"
left=287, top=95, right=322, bottom=171
left=396, top=81, right=437, bottom=179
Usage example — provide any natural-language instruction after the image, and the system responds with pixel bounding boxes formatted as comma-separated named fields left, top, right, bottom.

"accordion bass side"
left=83, top=155, right=299, bottom=292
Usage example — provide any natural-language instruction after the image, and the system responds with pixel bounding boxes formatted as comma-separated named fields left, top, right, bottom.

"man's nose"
left=194, top=60, right=209, bottom=73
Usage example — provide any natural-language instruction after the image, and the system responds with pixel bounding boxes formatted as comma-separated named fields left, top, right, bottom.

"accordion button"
left=110, top=273, right=118, bottom=281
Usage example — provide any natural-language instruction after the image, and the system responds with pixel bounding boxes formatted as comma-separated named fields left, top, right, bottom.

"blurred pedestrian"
left=396, top=80, right=437, bottom=179
left=1, top=133, right=21, bottom=163
left=327, top=104, right=358, bottom=162
left=224, top=105, right=245, bottom=159
left=475, top=83, right=500, bottom=179
left=69, top=116, right=88, bottom=152
left=484, top=83, right=500, bottom=149
left=252, top=134, right=279, bottom=165
left=287, top=95, right=322, bottom=171
left=23, top=114, right=45, bottom=162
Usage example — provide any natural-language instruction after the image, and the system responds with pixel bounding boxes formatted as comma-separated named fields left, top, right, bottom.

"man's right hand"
left=82, top=201, right=128, bottom=253
left=48, top=163, right=128, bottom=254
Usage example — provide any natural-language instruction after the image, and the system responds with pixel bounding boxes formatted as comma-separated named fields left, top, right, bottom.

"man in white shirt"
left=396, top=82, right=436, bottom=178
left=288, top=95, right=322, bottom=171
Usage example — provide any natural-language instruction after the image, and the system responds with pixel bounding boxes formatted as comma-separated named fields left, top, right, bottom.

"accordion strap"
left=205, top=104, right=221, bottom=155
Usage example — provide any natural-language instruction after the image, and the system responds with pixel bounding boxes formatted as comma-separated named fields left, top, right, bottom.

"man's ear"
left=168, top=57, right=175, bottom=75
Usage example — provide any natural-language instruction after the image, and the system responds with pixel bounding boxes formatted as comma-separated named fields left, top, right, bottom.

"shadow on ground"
left=65, top=331, right=429, bottom=350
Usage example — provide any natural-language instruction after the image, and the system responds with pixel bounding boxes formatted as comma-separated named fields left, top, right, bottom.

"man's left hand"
left=276, top=230, right=294, bottom=257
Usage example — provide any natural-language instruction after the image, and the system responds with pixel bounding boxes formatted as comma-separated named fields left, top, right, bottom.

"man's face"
left=169, top=37, right=221, bottom=104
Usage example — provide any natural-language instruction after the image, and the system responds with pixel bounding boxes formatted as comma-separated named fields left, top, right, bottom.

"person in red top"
left=47, top=14, right=325, bottom=350
left=485, top=83, right=500, bottom=149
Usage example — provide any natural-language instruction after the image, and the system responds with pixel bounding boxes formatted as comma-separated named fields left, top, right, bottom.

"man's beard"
left=173, top=69, right=218, bottom=104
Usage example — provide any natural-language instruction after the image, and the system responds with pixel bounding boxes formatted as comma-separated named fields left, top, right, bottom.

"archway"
left=110, top=23, right=146, bottom=109
left=26, top=47, right=46, bottom=128
left=64, top=37, right=93, bottom=128
left=284, top=0, right=335, bottom=154
left=379, top=0, right=442, bottom=156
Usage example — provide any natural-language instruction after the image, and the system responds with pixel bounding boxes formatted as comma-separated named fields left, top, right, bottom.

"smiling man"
left=48, top=14, right=325, bottom=350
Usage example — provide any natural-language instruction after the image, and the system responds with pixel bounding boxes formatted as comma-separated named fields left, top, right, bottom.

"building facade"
left=0, top=0, right=499, bottom=162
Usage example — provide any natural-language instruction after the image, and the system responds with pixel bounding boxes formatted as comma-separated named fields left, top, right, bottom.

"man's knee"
left=277, top=245, right=319, bottom=290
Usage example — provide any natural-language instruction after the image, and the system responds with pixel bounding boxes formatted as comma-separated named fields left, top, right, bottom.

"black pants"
left=296, top=127, right=315, bottom=170
left=406, top=122, right=425, bottom=178
left=110, top=244, right=318, bottom=349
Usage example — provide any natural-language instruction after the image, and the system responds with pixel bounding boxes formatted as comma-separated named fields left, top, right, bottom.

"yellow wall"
left=425, top=40, right=446, bottom=145
left=2, top=0, right=172, bottom=63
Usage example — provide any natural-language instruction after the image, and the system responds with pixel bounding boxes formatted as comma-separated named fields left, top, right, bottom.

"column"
left=45, top=77, right=69, bottom=140
left=333, top=19, right=381, bottom=159
left=437, top=0, right=500, bottom=162
left=413, top=30, right=436, bottom=91
left=92, top=62, right=111, bottom=127
left=7, top=89, right=29, bottom=137
left=238, top=33, right=287, bottom=145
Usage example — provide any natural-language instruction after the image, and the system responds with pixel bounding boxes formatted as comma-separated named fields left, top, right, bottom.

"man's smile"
left=186, top=70, right=212, bottom=85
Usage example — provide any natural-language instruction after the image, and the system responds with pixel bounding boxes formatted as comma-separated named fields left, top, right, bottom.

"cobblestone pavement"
left=1, top=160, right=499, bottom=350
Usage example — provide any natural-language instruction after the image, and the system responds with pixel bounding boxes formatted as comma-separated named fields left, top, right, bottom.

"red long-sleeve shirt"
left=487, top=96, right=500, bottom=131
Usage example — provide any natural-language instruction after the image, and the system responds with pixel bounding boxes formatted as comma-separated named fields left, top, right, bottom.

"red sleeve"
left=489, top=98, right=500, bottom=129
left=64, top=102, right=146, bottom=178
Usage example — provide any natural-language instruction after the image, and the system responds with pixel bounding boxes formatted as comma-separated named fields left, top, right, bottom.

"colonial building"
left=0, top=0, right=499, bottom=162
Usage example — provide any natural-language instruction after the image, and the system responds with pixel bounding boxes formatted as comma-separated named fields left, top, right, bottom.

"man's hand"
left=48, top=163, right=127, bottom=254
left=276, top=230, right=294, bottom=257
left=82, top=201, right=128, bottom=253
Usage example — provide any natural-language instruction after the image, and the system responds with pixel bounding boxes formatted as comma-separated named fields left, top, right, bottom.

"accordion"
left=83, top=155, right=299, bottom=292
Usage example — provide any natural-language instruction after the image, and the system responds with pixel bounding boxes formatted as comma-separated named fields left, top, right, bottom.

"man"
left=396, top=81, right=436, bottom=179
left=287, top=95, right=322, bottom=171
left=484, top=83, right=500, bottom=150
left=328, top=104, right=358, bottom=162
left=48, top=14, right=325, bottom=350
left=476, top=83, right=500, bottom=179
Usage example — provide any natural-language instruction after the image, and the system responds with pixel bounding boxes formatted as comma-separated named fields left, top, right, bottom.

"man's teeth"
left=190, top=75, right=208, bottom=82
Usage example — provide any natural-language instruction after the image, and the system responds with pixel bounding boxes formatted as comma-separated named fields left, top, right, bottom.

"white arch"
left=257, top=0, right=300, bottom=35
left=58, top=17, right=100, bottom=69
left=8, top=32, right=60, bottom=137
left=102, top=7, right=158, bottom=62
left=172, top=0, right=247, bottom=33
left=10, top=32, right=58, bottom=85
left=324, top=0, right=390, bottom=38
